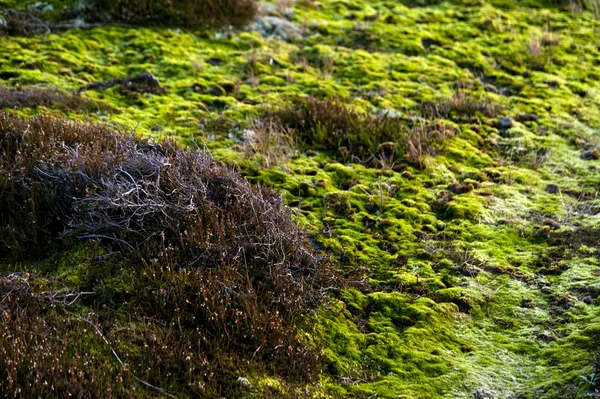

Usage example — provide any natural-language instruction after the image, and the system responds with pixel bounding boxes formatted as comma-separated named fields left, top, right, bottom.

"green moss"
left=2, top=0, right=600, bottom=396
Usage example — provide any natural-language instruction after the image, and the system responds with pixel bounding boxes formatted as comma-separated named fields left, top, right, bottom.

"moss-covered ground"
left=2, top=0, right=600, bottom=397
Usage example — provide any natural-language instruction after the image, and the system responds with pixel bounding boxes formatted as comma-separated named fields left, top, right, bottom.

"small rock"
left=207, top=57, right=224, bottom=66
left=121, top=72, right=164, bottom=94
left=521, top=298, right=534, bottom=308
left=236, top=376, right=252, bottom=388
left=581, top=150, right=600, bottom=161
left=394, top=254, right=408, bottom=266
left=250, top=16, right=302, bottom=42
left=540, top=286, right=553, bottom=294
left=497, top=117, right=513, bottom=130
left=129, top=72, right=161, bottom=88
left=543, top=219, right=561, bottom=230
left=537, top=331, right=556, bottom=342
left=27, top=2, right=54, bottom=14
left=473, top=390, right=496, bottom=399
left=208, top=86, right=225, bottom=96
left=422, top=38, right=442, bottom=50
left=389, top=245, right=400, bottom=254
left=545, top=184, right=559, bottom=194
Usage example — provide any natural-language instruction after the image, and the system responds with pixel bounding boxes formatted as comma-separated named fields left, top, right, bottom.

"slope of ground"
left=1, top=0, right=600, bottom=397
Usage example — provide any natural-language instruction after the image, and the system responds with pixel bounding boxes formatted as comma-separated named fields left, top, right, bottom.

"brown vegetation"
left=0, top=86, right=114, bottom=112
left=93, top=0, right=258, bottom=29
left=0, top=111, right=338, bottom=397
left=265, top=96, right=456, bottom=168
left=1, top=9, right=50, bottom=36
left=239, top=118, right=297, bottom=167
left=420, top=91, right=501, bottom=120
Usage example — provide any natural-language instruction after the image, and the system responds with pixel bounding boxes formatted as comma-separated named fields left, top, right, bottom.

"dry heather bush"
left=0, top=86, right=114, bottom=112
left=267, top=97, right=455, bottom=168
left=420, top=91, right=501, bottom=120
left=93, top=0, right=258, bottom=29
left=1, top=9, right=50, bottom=36
left=404, top=118, right=455, bottom=169
left=268, top=97, right=403, bottom=165
left=0, top=111, right=338, bottom=396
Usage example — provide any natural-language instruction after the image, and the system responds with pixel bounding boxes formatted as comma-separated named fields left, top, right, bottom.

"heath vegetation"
left=1, top=0, right=600, bottom=397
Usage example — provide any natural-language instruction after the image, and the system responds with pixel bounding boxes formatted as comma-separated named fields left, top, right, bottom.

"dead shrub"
left=266, top=97, right=455, bottom=168
left=0, top=86, right=115, bottom=112
left=1, top=9, right=50, bottom=36
left=0, top=111, right=339, bottom=396
left=92, top=0, right=258, bottom=29
left=420, top=91, right=501, bottom=120
left=404, top=119, right=455, bottom=169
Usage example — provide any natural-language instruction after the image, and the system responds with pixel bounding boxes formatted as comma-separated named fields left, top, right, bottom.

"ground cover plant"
left=0, top=0, right=258, bottom=33
left=0, top=85, right=114, bottom=111
left=0, top=111, right=337, bottom=397
left=102, top=0, right=258, bottom=29
left=264, top=96, right=458, bottom=168
left=1, top=0, right=600, bottom=397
